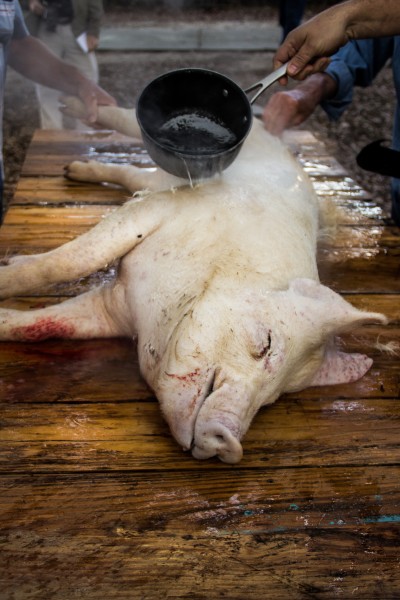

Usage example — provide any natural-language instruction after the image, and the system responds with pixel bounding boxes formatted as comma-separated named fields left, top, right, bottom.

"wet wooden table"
left=0, top=129, right=399, bottom=599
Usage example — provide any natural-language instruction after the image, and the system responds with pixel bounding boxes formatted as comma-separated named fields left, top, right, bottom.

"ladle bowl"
left=136, top=64, right=287, bottom=180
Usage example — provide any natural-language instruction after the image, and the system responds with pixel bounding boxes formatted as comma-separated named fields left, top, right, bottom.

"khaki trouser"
left=35, top=22, right=99, bottom=129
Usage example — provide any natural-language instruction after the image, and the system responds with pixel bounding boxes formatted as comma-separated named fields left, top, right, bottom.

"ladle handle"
left=245, top=62, right=289, bottom=105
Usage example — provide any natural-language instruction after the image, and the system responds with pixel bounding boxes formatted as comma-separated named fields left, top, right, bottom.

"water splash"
left=182, top=158, right=194, bottom=189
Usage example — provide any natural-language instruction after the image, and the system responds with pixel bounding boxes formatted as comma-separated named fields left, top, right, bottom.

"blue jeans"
left=279, top=0, right=307, bottom=39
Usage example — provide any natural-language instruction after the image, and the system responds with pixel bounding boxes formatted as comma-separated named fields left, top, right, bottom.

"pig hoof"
left=192, top=423, right=243, bottom=464
left=65, top=160, right=93, bottom=182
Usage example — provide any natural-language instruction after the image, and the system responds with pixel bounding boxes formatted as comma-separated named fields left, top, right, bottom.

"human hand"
left=262, top=90, right=313, bottom=135
left=76, top=80, right=117, bottom=124
left=276, top=0, right=400, bottom=79
left=262, top=72, right=336, bottom=136
left=29, top=0, right=45, bottom=16
left=86, top=35, right=99, bottom=52
left=274, top=4, right=354, bottom=80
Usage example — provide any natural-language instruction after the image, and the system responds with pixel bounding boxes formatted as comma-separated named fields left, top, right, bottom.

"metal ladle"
left=136, top=63, right=289, bottom=180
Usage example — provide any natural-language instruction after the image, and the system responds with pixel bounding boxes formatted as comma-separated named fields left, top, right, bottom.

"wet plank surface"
left=0, top=128, right=399, bottom=599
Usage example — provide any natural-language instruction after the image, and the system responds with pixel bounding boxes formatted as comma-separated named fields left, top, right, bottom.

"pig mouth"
left=189, top=379, right=244, bottom=464
left=163, top=368, right=244, bottom=463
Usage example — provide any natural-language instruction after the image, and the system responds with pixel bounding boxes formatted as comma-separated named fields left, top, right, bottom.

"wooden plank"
left=12, top=176, right=130, bottom=206
left=30, top=128, right=137, bottom=144
left=1, top=467, right=399, bottom=599
left=2, top=205, right=116, bottom=226
left=344, top=293, right=400, bottom=318
left=0, top=338, right=150, bottom=404
left=1, top=394, right=400, bottom=471
left=21, top=129, right=153, bottom=177
left=318, top=248, right=400, bottom=293
left=0, top=203, right=112, bottom=251
left=312, top=177, right=372, bottom=199
left=0, top=336, right=398, bottom=410
left=0, top=318, right=397, bottom=409
left=0, top=318, right=397, bottom=401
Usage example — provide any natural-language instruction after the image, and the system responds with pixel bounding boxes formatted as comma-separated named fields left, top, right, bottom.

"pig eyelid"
left=251, top=331, right=272, bottom=360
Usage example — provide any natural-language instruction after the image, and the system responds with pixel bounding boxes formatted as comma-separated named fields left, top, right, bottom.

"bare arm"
left=275, top=0, right=400, bottom=80
left=9, top=35, right=116, bottom=123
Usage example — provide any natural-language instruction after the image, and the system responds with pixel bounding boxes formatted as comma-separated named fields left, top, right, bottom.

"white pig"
left=0, top=100, right=387, bottom=463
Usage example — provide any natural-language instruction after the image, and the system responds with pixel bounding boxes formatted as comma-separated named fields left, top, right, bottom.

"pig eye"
left=251, top=331, right=272, bottom=360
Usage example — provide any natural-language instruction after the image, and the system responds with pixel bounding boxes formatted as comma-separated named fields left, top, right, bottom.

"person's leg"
left=279, top=0, right=307, bottom=39
left=34, top=23, right=66, bottom=128
left=62, top=26, right=99, bottom=130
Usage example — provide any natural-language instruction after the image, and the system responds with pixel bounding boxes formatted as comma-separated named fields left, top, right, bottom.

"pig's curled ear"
left=286, top=278, right=388, bottom=387
left=309, top=347, right=374, bottom=387
left=289, top=278, right=388, bottom=334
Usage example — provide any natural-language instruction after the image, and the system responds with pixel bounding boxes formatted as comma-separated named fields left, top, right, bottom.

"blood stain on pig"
left=11, top=317, right=75, bottom=341
left=165, top=368, right=205, bottom=415
left=166, top=368, right=201, bottom=385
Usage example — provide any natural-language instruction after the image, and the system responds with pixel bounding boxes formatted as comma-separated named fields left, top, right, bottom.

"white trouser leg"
left=34, top=23, right=99, bottom=129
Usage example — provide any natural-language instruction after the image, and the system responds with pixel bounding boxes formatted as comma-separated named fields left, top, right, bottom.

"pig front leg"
left=66, top=160, right=185, bottom=194
left=61, top=96, right=142, bottom=139
left=0, top=196, right=170, bottom=298
left=0, top=285, right=132, bottom=341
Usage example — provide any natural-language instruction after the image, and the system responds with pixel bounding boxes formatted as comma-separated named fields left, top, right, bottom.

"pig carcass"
left=0, top=100, right=387, bottom=463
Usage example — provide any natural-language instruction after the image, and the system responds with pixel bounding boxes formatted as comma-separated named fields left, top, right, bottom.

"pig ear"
left=289, top=278, right=388, bottom=333
left=309, top=348, right=373, bottom=386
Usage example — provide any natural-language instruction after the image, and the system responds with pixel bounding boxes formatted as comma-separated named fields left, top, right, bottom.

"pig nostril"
left=192, top=421, right=243, bottom=463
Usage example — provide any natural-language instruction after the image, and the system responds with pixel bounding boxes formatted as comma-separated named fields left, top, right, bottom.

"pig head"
left=0, top=100, right=387, bottom=463
left=139, top=277, right=385, bottom=463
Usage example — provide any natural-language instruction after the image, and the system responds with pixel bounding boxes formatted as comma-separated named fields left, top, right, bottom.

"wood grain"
left=0, top=128, right=399, bottom=599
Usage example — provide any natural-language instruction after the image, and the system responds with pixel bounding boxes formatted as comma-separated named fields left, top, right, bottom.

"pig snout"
left=192, top=414, right=243, bottom=463
left=191, top=383, right=248, bottom=464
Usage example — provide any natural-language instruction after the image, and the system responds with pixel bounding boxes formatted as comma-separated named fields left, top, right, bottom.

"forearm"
left=275, top=0, right=400, bottom=79
left=9, top=35, right=116, bottom=123
left=342, top=0, right=400, bottom=40
left=9, top=36, right=86, bottom=95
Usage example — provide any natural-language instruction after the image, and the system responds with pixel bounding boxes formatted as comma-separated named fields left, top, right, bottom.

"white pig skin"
left=0, top=98, right=387, bottom=463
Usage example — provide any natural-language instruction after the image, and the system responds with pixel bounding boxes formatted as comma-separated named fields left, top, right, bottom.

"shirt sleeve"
left=321, top=37, right=395, bottom=121
left=13, top=1, right=30, bottom=40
